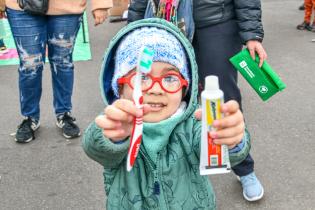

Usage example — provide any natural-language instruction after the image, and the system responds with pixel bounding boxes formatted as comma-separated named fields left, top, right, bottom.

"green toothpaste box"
left=229, top=49, right=286, bottom=101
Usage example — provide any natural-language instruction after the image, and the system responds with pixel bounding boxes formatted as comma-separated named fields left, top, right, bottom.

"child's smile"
left=146, top=102, right=166, bottom=111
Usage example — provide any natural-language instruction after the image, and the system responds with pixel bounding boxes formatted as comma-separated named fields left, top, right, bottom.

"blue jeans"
left=6, top=8, right=82, bottom=121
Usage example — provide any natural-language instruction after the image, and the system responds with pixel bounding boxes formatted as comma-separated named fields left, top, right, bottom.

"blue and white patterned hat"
left=112, top=27, right=189, bottom=97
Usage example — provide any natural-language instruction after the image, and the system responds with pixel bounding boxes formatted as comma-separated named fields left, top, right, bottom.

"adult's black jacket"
left=128, top=0, right=264, bottom=43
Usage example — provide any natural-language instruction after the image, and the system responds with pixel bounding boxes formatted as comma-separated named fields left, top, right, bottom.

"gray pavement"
left=1, top=0, right=315, bottom=209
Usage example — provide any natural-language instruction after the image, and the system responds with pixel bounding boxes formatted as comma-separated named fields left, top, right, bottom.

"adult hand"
left=194, top=100, right=244, bottom=149
left=246, top=40, right=268, bottom=68
left=92, top=8, right=109, bottom=26
left=95, top=99, right=151, bottom=142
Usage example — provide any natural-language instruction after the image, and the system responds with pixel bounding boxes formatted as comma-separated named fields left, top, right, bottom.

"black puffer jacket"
left=128, top=0, right=264, bottom=43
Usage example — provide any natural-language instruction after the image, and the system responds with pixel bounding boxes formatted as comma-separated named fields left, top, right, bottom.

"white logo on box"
left=239, top=60, right=255, bottom=78
left=239, top=61, right=247, bottom=68
left=259, top=85, right=268, bottom=94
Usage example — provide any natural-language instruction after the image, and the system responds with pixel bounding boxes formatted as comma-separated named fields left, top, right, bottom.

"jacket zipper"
left=139, top=148, right=160, bottom=195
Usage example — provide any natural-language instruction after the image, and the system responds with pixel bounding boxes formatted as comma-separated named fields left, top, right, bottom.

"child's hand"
left=194, top=100, right=245, bottom=149
left=95, top=99, right=151, bottom=142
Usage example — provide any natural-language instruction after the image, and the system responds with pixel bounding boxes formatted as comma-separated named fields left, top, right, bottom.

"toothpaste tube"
left=200, top=76, right=231, bottom=175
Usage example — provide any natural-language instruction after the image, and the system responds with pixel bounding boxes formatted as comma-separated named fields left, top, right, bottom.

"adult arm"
left=91, top=0, right=113, bottom=26
left=234, top=0, right=267, bottom=67
left=234, top=0, right=264, bottom=43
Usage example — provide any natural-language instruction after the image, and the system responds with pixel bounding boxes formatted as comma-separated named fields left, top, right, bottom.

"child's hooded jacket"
left=82, top=18, right=251, bottom=210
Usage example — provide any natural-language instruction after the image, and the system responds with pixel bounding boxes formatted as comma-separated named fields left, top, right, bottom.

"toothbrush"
left=127, top=47, right=154, bottom=172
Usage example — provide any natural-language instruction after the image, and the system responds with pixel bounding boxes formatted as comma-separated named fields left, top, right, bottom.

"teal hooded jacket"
left=82, top=18, right=251, bottom=210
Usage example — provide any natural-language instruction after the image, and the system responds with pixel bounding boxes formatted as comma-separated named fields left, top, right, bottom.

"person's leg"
left=193, top=19, right=242, bottom=107
left=47, top=14, right=82, bottom=116
left=6, top=8, right=47, bottom=142
left=47, top=14, right=83, bottom=138
left=232, top=154, right=254, bottom=176
left=193, top=20, right=263, bottom=201
left=235, top=155, right=263, bottom=202
left=297, top=0, right=313, bottom=30
left=304, top=0, right=313, bottom=24
left=312, top=0, right=315, bottom=31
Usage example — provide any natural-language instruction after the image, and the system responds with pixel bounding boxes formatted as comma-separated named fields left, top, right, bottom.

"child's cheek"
left=120, top=85, right=133, bottom=100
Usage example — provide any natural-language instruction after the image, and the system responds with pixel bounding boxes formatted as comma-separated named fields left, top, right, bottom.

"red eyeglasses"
left=118, top=72, right=188, bottom=93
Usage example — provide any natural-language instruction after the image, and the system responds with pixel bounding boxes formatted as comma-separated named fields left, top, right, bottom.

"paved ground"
left=1, top=0, right=315, bottom=209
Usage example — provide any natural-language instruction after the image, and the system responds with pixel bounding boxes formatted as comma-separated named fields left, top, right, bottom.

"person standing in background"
left=1, top=0, right=112, bottom=143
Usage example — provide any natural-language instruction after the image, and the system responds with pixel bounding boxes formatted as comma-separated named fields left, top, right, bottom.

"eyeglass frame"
left=117, top=71, right=188, bottom=93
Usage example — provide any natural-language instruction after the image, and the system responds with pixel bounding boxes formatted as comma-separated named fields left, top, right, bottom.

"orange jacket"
left=5, top=0, right=113, bottom=15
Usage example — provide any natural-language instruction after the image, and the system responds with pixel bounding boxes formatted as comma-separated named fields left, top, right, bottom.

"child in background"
left=82, top=19, right=250, bottom=209
left=297, top=0, right=315, bottom=32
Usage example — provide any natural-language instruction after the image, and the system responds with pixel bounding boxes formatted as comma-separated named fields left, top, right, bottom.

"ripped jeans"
left=6, top=8, right=82, bottom=121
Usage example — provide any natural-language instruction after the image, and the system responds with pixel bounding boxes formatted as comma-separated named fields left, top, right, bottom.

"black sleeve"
left=127, top=0, right=149, bottom=23
left=234, top=0, right=264, bottom=43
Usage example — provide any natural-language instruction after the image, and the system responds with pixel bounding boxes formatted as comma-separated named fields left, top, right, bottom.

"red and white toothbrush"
left=127, top=47, right=154, bottom=172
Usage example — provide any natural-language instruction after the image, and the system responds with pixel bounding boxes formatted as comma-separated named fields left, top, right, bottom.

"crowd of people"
left=0, top=0, right=281, bottom=209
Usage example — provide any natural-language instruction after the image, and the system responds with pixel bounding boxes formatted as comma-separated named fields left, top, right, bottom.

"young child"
left=82, top=19, right=250, bottom=209
left=297, top=0, right=315, bottom=32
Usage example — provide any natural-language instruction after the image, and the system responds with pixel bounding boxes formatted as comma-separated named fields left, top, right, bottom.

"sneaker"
left=311, top=23, right=315, bottom=32
left=298, top=4, right=305, bottom=10
left=238, top=172, right=264, bottom=202
left=56, top=112, right=81, bottom=139
left=297, top=21, right=312, bottom=31
left=15, top=117, right=40, bottom=143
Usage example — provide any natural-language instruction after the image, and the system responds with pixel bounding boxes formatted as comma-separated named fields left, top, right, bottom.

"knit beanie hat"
left=112, top=27, right=189, bottom=97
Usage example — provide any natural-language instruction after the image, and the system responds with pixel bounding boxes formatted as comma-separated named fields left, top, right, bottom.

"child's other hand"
left=95, top=99, right=151, bottom=142
left=194, top=100, right=245, bottom=149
